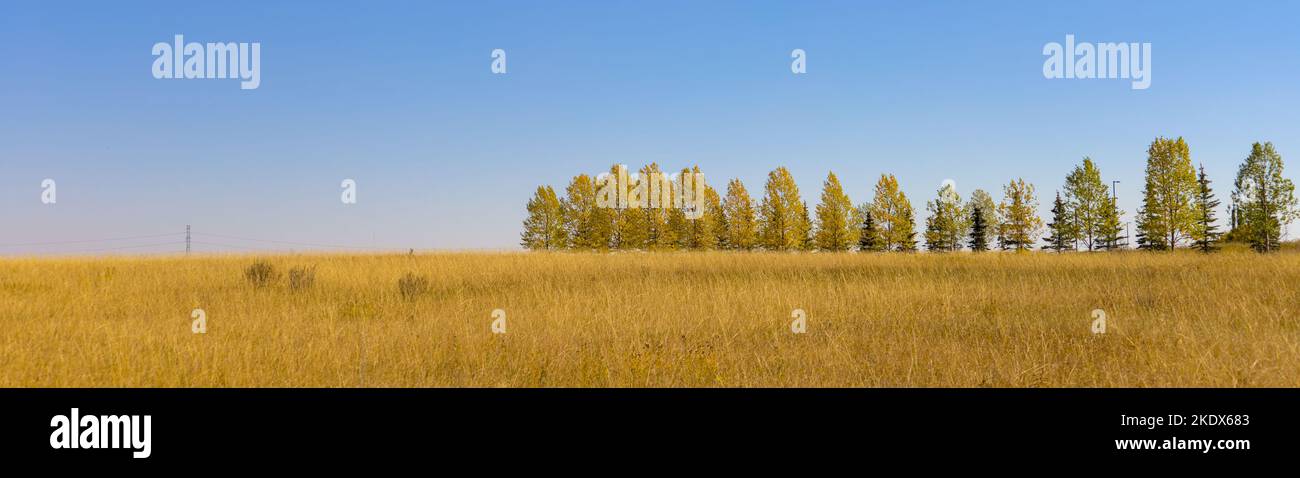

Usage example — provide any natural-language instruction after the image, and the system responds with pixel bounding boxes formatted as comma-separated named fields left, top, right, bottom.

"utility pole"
left=1112, top=181, right=1125, bottom=248
left=186, top=225, right=191, bottom=256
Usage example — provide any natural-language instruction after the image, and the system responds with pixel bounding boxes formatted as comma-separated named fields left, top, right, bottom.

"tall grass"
left=0, top=251, right=1296, bottom=387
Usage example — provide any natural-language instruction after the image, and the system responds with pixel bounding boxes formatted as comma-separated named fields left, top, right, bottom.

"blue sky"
left=3, top=0, right=1299, bottom=253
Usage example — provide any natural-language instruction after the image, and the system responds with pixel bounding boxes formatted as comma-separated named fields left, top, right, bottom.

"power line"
left=0, top=229, right=408, bottom=254
left=57, top=241, right=187, bottom=254
left=0, top=232, right=186, bottom=248
left=192, top=231, right=392, bottom=250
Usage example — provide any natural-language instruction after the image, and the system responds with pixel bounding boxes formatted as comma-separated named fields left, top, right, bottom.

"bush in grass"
left=288, top=266, right=316, bottom=291
left=244, top=261, right=279, bottom=288
left=397, top=272, right=429, bottom=299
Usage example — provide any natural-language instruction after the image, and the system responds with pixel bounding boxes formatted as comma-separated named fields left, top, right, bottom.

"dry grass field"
left=1, top=251, right=1298, bottom=387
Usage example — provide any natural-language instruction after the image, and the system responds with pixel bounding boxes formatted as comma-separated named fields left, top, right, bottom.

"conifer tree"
left=1096, top=195, right=1124, bottom=250
left=1191, top=164, right=1221, bottom=253
left=966, top=189, right=998, bottom=251
left=858, top=209, right=882, bottom=251
left=1042, top=192, right=1071, bottom=252
left=968, top=205, right=989, bottom=252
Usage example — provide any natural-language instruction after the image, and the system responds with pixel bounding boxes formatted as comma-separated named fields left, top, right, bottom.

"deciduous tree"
left=997, top=178, right=1043, bottom=251
left=1064, top=157, right=1108, bottom=250
left=814, top=172, right=857, bottom=251
left=757, top=167, right=807, bottom=251
left=923, top=183, right=968, bottom=252
left=1136, top=137, right=1198, bottom=250
left=721, top=178, right=757, bottom=250
left=866, top=174, right=917, bottom=252
left=521, top=185, right=566, bottom=250
left=1231, top=142, right=1298, bottom=252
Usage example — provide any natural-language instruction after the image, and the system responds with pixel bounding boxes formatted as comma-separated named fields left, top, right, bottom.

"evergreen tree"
left=1231, top=142, right=1298, bottom=252
left=858, top=209, right=882, bottom=251
left=1095, top=195, right=1124, bottom=251
left=1191, top=164, right=1221, bottom=253
left=1136, top=137, right=1198, bottom=250
left=997, top=178, right=1043, bottom=251
left=721, top=178, right=758, bottom=250
left=966, top=189, right=998, bottom=251
left=814, top=171, right=857, bottom=251
left=968, top=205, right=989, bottom=252
left=520, top=185, right=567, bottom=250
left=1042, top=192, right=1071, bottom=252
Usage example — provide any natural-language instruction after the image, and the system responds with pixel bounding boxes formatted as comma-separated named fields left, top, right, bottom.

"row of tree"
left=522, top=138, right=1297, bottom=253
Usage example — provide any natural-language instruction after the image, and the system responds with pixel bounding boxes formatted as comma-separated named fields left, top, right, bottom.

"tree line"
left=522, top=138, right=1297, bottom=253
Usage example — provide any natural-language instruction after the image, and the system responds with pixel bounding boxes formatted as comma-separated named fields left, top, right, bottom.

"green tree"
left=1064, top=157, right=1108, bottom=250
left=814, top=171, right=857, bottom=251
left=1231, top=142, right=1298, bottom=252
left=968, top=205, right=989, bottom=252
left=966, top=189, right=998, bottom=251
left=858, top=210, right=882, bottom=251
left=521, top=185, right=566, bottom=250
left=1191, top=164, right=1221, bottom=253
left=923, top=183, right=968, bottom=252
left=1136, top=137, right=1198, bottom=250
left=1042, top=191, right=1071, bottom=252
left=721, top=178, right=757, bottom=250
left=1095, top=195, right=1124, bottom=251
left=757, top=167, right=807, bottom=251
left=997, top=178, right=1043, bottom=251
left=866, top=174, right=917, bottom=252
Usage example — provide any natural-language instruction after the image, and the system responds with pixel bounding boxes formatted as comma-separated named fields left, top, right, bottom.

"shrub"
left=288, top=266, right=316, bottom=291
left=397, top=272, right=429, bottom=299
left=244, top=261, right=279, bottom=288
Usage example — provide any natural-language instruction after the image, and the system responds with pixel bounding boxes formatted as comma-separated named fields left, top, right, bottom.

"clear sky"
left=3, top=0, right=1299, bottom=254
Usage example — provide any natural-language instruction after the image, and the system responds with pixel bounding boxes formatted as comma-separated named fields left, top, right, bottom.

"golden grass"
left=1, top=251, right=1297, bottom=387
